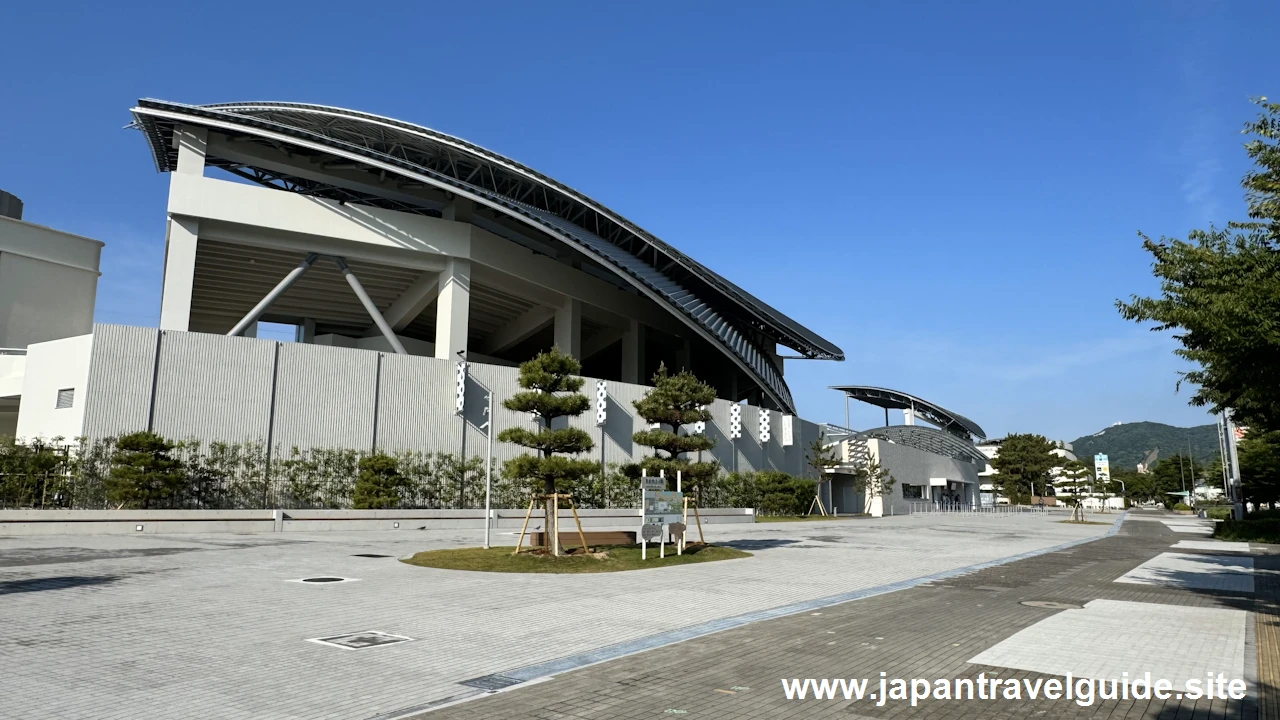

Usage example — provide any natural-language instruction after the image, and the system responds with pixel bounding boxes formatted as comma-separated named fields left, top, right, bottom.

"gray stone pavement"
left=419, top=510, right=1266, bottom=720
left=0, top=511, right=1106, bottom=720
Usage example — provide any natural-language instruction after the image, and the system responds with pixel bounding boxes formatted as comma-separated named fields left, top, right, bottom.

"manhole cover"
left=308, top=631, right=413, bottom=650
left=460, top=674, right=524, bottom=691
left=353, top=554, right=393, bottom=558
left=1021, top=600, right=1083, bottom=610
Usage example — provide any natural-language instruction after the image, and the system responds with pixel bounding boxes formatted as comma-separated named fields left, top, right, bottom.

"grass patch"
left=1214, top=519, right=1280, bottom=544
left=401, top=544, right=752, bottom=573
left=755, top=515, right=863, bottom=523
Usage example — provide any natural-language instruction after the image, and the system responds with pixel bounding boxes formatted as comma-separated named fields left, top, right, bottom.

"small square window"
left=55, top=388, right=75, bottom=409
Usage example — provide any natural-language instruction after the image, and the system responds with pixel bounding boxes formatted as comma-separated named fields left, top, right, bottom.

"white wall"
left=15, top=334, right=94, bottom=440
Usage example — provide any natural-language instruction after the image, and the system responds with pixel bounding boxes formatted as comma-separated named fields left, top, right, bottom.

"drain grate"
left=1020, top=600, right=1083, bottom=610
left=460, top=674, right=524, bottom=692
left=353, top=554, right=393, bottom=558
left=308, top=631, right=413, bottom=650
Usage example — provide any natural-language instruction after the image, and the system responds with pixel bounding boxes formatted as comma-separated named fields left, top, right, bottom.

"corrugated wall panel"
left=376, top=352, right=466, bottom=456
left=82, top=327, right=833, bottom=479
left=272, top=343, right=378, bottom=452
left=81, top=324, right=158, bottom=439
left=151, top=332, right=274, bottom=444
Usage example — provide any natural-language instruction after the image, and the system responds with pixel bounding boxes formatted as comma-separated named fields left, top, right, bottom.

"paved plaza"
left=422, top=510, right=1269, bottom=720
left=4, top=509, right=1273, bottom=719
left=2, top=512, right=1105, bottom=720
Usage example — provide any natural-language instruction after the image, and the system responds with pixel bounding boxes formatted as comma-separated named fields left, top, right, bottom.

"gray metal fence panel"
left=151, top=331, right=274, bottom=445
left=374, top=352, right=459, bottom=455
left=81, top=324, right=158, bottom=439
left=271, top=342, right=377, bottom=452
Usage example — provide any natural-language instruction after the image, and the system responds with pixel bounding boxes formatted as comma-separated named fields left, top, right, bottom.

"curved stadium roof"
left=130, top=99, right=843, bottom=414
left=831, top=385, right=986, bottom=440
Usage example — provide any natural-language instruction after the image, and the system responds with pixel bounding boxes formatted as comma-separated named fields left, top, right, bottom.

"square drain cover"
left=308, top=631, right=413, bottom=650
left=460, top=674, right=524, bottom=691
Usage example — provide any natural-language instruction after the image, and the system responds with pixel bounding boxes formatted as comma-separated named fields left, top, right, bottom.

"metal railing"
left=0, top=347, right=27, bottom=356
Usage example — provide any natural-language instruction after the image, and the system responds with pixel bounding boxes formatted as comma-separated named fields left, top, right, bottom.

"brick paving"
left=420, top=511, right=1268, bottom=720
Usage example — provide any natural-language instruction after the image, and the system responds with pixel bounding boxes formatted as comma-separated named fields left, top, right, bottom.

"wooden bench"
left=530, top=530, right=637, bottom=547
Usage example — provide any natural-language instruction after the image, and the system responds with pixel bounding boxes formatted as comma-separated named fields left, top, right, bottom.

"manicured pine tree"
left=632, top=364, right=718, bottom=500
left=498, top=347, right=597, bottom=556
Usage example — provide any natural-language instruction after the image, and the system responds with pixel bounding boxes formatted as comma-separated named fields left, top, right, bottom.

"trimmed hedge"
left=1214, top=519, right=1280, bottom=544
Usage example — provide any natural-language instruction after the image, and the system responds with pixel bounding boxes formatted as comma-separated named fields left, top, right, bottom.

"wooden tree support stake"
left=562, top=493, right=590, bottom=555
left=513, top=497, right=536, bottom=555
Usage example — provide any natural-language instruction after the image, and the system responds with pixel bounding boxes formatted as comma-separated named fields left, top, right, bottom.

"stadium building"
left=5, top=99, right=991, bottom=501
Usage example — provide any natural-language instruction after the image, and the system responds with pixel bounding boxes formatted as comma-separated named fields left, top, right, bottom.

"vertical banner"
left=594, top=380, right=607, bottom=427
left=728, top=404, right=742, bottom=439
left=759, top=408, right=771, bottom=443
left=781, top=414, right=794, bottom=447
left=454, top=361, right=467, bottom=416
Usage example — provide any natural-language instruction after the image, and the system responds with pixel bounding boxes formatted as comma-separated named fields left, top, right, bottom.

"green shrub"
left=1173, top=502, right=1193, bottom=511
left=757, top=471, right=816, bottom=516
left=352, top=453, right=409, bottom=509
left=1248, top=509, right=1280, bottom=521
left=1204, top=506, right=1234, bottom=520
left=105, top=432, right=186, bottom=509
left=1215, top=519, right=1280, bottom=544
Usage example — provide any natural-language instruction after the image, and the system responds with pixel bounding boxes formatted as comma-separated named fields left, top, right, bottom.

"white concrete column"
left=434, top=258, right=471, bottom=360
left=159, top=216, right=199, bottom=331
left=621, top=320, right=641, bottom=384
left=554, top=297, right=582, bottom=359
left=173, top=126, right=208, bottom=176
left=159, top=126, right=208, bottom=332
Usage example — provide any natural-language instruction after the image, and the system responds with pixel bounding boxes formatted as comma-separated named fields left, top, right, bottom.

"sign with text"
left=644, top=490, right=684, bottom=525
left=640, top=476, right=666, bottom=492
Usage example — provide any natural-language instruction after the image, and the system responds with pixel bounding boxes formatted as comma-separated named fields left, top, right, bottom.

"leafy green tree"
left=631, top=364, right=718, bottom=496
left=105, top=432, right=186, bottom=509
left=989, top=434, right=1058, bottom=504
left=352, top=453, right=409, bottom=509
left=1149, top=453, right=1195, bottom=508
left=849, top=458, right=896, bottom=513
left=1239, top=430, right=1280, bottom=509
left=1118, top=98, right=1280, bottom=431
left=807, top=433, right=842, bottom=514
left=498, top=347, right=597, bottom=555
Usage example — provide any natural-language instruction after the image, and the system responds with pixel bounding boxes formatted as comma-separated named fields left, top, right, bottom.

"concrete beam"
left=582, top=325, right=625, bottom=360
left=469, top=225, right=688, bottom=339
left=477, top=305, right=555, bottom=356
left=374, top=271, right=440, bottom=333
left=435, top=258, right=470, bottom=360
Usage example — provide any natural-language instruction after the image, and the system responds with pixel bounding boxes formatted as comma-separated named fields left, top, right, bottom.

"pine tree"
left=807, top=433, right=842, bottom=514
left=498, top=347, right=597, bottom=555
left=632, top=364, right=718, bottom=499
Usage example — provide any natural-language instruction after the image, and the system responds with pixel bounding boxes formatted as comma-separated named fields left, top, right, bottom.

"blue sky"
left=1, top=1, right=1274, bottom=441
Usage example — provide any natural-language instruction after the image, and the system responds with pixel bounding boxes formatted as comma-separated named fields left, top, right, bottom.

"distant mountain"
left=1068, top=421, right=1220, bottom=471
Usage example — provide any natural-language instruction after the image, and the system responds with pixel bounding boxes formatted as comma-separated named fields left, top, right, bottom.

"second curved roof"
left=831, top=385, right=987, bottom=440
